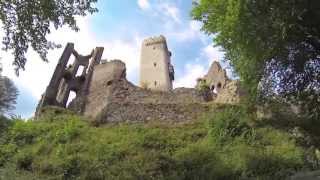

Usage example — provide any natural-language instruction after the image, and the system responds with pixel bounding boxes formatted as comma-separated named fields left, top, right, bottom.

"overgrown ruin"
left=36, top=35, right=243, bottom=123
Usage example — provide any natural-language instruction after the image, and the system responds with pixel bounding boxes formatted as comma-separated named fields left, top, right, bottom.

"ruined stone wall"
left=38, top=41, right=244, bottom=124
left=74, top=59, right=243, bottom=124
left=83, top=60, right=126, bottom=119
left=196, top=61, right=245, bottom=105
left=89, top=81, right=211, bottom=124
left=36, top=43, right=104, bottom=117
left=204, top=61, right=229, bottom=93
left=140, top=35, right=173, bottom=91
left=81, top=60, right=210, bottom=124
left=215, top=80, right=244, bottom=104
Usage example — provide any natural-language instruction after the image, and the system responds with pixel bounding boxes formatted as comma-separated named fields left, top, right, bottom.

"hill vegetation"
left=0, top=105, right=319, bottom=179
left=0, top=1, right=319, bottom=179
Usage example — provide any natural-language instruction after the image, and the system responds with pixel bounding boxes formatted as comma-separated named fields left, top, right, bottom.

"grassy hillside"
left=0, top=106, right=318, bottom=179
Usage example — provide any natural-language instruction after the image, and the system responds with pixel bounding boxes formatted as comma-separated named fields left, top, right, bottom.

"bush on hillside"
left=0, top=106, right=312, bottom=179
left=208, top=106, right=253, bottom=143
left=206, top=106, right=305, bottom=179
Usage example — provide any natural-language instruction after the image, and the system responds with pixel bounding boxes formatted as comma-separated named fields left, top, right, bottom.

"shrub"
left=204, top=106, right=305, bottom=179
left=15, top=149, right=34, bottom=171
left=208, top=106, right=253, bottom=143
left=174, top=141, right=235, bottom=180
left=0, top=116, right=11, bottom=131
left=0, top=115, right=11, bottom=144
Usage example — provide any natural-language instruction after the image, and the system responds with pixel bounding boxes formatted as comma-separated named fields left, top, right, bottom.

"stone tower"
left=140, top=35, right=174, bottom=91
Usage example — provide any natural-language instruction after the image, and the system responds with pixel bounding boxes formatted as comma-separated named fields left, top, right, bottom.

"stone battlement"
left=143, top=35, right=167, bottom=46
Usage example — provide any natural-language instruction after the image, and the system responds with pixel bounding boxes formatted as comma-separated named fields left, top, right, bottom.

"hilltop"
left=1, top=104, right=320, bottom=179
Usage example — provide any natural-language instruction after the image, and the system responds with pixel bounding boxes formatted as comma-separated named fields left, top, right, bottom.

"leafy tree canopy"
left=0, top=0, right=98, bottom=74
left=192, top=0, right=320, bottom=118
left=0, top=62, right=18, bottom=114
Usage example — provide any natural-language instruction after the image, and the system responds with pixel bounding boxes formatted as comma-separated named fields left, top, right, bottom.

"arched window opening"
left=217, top=82, right=222, bottom=89
left=76, top=65, right=85, bottom=77
left=66, top=91, right=76, bottom=108
left=154, top=81, right=157, bottom=87
left=154, top=62, right=157, bottom=67
left=67, top=55, right=76, bottom=67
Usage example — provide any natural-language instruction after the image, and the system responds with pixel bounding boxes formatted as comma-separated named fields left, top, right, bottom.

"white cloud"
left=202, top=44, right=225, bottom=63
left=174, top=63, right=207, bottom=88
left=142, top=1, right=181, bottom=24
left=173, top=44, right=227, bottom=88
left=137, top=0, right=150, bottom=10
left=169, top=20, right=207, bottom=42
left=160, top=3, right=181, bottom=24
left=100, top=38, right=141, bottom=82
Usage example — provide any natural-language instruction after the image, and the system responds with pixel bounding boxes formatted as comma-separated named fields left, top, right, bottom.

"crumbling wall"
left=36, top=43, right=104, bottom=117
left=215, top=80, right=244, bottom=104
left=83, top=60, right=127, bottom=119
left=204, top=61, right=229, bottom=93
left=197, top=61, right=244, bottom=104
left=37, top=42, right=244, bottom=124
left=82, top=60, right=210, bottom=124
left=90, top=81, right=211, bottom=124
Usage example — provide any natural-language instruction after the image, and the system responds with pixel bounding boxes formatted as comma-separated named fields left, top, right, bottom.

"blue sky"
left=1, top=0, right=227, bottom=118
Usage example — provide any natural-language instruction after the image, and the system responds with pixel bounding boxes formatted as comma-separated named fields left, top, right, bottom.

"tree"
left=0, top=0, right=98, bottom=74
left=192, top=0, right=320, bottom=118
left=0, top=63, right=18, bottom=114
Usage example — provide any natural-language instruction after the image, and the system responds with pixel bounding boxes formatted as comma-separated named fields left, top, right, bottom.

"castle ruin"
left=140, top=35, right=174, bottom=91
left=36, top=35, right=242, bottom=124
left=36, top=43, right=104, bottom=116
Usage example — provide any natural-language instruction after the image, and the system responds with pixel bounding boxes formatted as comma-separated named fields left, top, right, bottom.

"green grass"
left=0, top=106, right=315, bottom=179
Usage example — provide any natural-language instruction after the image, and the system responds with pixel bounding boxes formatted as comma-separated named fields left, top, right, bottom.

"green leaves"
left=0, top=0, right=98, bottom=74
left=192, top=0, right=320, bottom=115
left=0, top=76, right=18, bottom=114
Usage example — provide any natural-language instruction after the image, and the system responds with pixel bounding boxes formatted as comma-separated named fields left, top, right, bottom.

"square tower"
left=140, top=35, right=174, bottom=91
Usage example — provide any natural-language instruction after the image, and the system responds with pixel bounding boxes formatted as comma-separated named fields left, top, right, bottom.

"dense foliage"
left=192, top=0, right=320, bottom=117
left=0, top=106, right=317, bottom=179
left=0, top=0, right=98, bottom=74
left=0, top=62, right=18, bottom=114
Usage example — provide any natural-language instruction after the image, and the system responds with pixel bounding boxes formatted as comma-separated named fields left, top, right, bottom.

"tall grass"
left=0, top=106, right=312, bottom=179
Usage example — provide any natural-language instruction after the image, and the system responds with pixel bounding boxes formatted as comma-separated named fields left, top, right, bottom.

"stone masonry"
left=197, top=61, right=243, bottom=104
left=140, top=35, right=174, bottom=91
left=76, top=60, right=209, bottom=124
left=203, top=61, right=229, bottom=93
left=36, top=43, right=104, bottom=116
left=37, top=36, right=243, bottom=124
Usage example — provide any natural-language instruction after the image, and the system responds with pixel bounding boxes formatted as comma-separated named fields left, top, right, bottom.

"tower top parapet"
left=143, top=35, right=167, bottom=46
